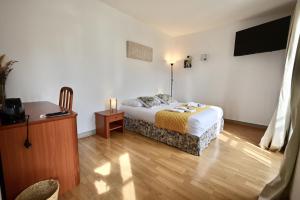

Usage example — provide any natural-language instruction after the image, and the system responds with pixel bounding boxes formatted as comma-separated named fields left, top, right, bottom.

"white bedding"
left=120, top=103, right=223, bottom=137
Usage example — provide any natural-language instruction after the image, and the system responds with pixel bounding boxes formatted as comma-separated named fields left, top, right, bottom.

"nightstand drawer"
left=108, top=113, right=123, bottom=122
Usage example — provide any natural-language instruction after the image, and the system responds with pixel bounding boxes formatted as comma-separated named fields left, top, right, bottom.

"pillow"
left=137, top=96, right=161, bottom=108
left=155, top=94, right=175, bottom=104
left=121, top=99, right=143, bottom=107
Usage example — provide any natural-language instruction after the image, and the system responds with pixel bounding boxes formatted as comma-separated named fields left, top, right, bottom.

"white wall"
left=0, top=0, right=291, bottom=133
left=171, top=13, right=291, bottom=126
left=0, top=0, right=171, bottom=134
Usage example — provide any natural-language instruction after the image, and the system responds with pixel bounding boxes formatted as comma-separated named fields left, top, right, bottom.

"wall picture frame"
left=126, top=41, right=153, bottom=62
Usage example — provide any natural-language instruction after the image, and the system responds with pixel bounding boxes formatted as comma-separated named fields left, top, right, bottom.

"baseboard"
left=224, top=118, right=267, bottom=129
left=78, top=129, right=96, bottom=139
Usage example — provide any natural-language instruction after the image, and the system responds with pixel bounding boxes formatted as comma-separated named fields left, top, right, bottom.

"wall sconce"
left=109, top=98, right=117, bottom=113
left=200, top=54, right=208, bottom=61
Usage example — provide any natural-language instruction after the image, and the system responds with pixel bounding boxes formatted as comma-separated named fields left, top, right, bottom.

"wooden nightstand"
left=95, top=110, right=124, bottom=138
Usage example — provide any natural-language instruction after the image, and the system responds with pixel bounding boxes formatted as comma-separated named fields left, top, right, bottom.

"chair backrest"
left=59, top=87, right=73, bottom=111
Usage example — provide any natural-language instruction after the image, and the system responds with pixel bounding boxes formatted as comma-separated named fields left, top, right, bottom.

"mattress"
left=120, top=103, right=223, bottom=137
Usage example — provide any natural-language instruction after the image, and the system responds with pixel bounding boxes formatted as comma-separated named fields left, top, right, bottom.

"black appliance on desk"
left=1, top=98, right=25, bottom=125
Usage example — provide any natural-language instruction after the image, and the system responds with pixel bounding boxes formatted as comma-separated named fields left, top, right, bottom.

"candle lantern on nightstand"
left=109, top=98, right=117, bottom=113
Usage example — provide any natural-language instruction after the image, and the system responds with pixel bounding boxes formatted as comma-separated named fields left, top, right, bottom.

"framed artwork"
left=184, top=56, right=192, bottom=68
left=126, top=41, right=153, bottom=62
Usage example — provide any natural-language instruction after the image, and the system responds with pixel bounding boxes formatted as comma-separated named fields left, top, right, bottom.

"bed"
left=120, top=102, right=224, bottom=156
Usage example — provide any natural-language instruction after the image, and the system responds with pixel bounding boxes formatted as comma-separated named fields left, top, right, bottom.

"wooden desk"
left=0, top=101, right=80, bottom=200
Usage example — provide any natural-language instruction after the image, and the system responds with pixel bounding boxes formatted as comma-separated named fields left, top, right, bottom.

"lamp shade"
left=165, top=54, right=177, bottom=66
left=168, top=60, right=175, bottom=66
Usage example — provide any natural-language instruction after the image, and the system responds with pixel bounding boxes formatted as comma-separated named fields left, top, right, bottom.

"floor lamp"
left=170, top=63, right=174, bottom=97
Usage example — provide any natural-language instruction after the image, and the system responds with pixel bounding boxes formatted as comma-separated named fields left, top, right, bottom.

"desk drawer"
left=108, top=114, right=123, bottom=122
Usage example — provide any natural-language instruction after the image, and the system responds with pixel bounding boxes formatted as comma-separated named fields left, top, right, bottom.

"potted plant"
left=0, top=54, right=18, bottom=108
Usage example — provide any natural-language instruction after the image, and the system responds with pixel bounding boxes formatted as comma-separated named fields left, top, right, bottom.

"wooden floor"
left=61, top=122, right=282, bottom=200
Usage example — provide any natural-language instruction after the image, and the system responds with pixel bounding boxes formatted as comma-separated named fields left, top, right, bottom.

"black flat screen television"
left=234, top=16, right=291, bottom=56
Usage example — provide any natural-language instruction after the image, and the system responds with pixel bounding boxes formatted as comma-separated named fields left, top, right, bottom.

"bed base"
left=124, top=117, right=224, bottom=156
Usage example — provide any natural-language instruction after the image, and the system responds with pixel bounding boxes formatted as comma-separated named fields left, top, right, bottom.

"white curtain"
left=260, top=1, right=300, bottom=150
left=259, top=19, right=300, bottom=200
left=259, top=1, right=300, bottom=199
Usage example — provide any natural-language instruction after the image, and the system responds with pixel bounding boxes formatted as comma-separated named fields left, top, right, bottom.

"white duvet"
left=120, top=103, right=223, bottom=137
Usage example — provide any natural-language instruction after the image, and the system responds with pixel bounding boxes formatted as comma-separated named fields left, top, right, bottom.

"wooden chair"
left=59, top=87, right=73, bottom=111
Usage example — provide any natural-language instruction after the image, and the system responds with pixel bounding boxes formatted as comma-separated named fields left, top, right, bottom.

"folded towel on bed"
left=187, top=102, right=206, bottom=108
left=166, top=108, right=185, bottom=113
left=175, top=106, right=196, bottom=112
left=167, top=108, right=196, bottom=113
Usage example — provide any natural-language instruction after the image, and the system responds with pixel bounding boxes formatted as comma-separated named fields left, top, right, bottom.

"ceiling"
left=100, top=0, right=296, bottom=37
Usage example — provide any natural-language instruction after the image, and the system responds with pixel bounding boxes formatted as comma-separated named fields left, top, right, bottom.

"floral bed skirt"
left=124, top=117, right=224, bottom=156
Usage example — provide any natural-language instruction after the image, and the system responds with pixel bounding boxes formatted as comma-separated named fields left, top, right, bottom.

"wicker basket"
left=15, top=180, right=59, bottom=200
